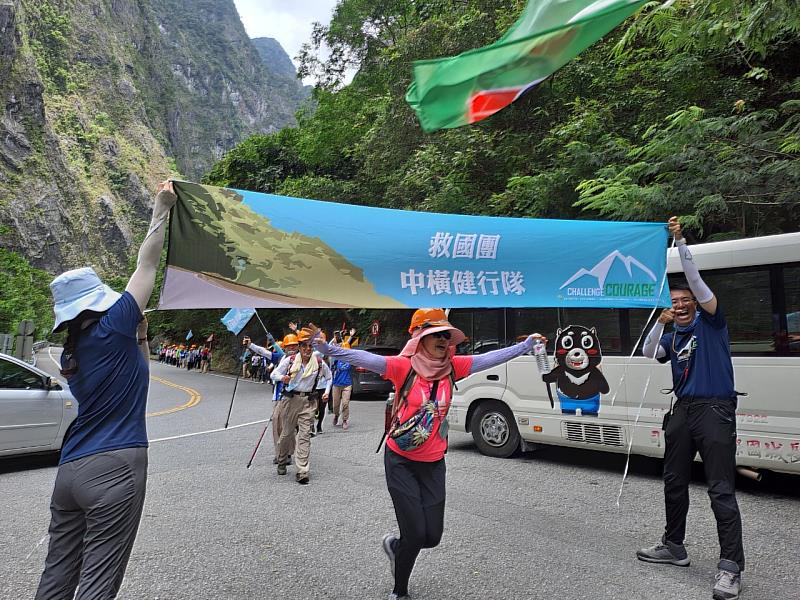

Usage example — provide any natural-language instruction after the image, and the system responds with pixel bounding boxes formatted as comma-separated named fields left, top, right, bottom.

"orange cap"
left=408, top=308, right=450, bottom=334
left=297, top=327, right=315, bottom=342
left=283, top=334, right=299, bottom=346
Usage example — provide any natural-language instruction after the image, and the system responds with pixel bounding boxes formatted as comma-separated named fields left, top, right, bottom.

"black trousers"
left=663, top=398, right=745, bottom=571
left=384, top=447, right=446, bottom=597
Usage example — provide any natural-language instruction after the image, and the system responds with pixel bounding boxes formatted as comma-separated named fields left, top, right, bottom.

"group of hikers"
left=156, top=343, right=212, bottom=372
left=33, top=181, right=745, bottom=600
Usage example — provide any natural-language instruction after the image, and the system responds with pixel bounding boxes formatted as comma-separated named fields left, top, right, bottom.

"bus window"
left=629, top=309, right=659, bottom=354
left=703, top=269, right=773, bottom=353
left=447, top=309, right=474, bottom=355
left=471, top=309, right=505, bottom=353
left=784, top=266, right=800, bottom=354
left=447, top=309, right=506, bottom=354
left=509, top=309, right=559, bottom=352
left=558, top=308, right=623, bottom=354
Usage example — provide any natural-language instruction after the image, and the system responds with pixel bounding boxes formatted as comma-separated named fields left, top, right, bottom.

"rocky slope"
left=0, top=0, right=305, bottom=275
left=252, top=36, right=312, bottom=106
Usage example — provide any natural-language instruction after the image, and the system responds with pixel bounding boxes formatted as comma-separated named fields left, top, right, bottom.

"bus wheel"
left=470, top=400, right=520, bottom=458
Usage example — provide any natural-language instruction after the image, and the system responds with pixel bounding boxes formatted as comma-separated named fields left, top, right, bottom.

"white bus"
left=447, top=232, right=800, bottom=476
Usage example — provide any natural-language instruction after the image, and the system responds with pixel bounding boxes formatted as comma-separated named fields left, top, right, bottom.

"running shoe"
left=712, top=568, right=742, bottom=600
left=636, top=541, right=690, bottom=566
left=343, top=419, right=349, bottom=430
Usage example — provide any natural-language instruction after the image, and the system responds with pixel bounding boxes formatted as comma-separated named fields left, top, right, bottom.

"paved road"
left=1, top=350, right=798, bottom=599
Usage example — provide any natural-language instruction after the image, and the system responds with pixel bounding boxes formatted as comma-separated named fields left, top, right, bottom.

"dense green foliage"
left=0, top=249, right=54, bottom=338
left=206, top=0, right=800, bottom=240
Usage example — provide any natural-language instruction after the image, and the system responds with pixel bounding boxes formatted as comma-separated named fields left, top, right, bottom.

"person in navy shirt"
left=637, top=217, right=744, bottom=600
left=331, top=344, right=354, bottom=430
left=35, top=181, right=177, bottom=600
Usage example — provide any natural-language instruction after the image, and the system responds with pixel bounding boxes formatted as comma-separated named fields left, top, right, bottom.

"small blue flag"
left=220, top=309, right=256, bottom=335
left=186, top=329, right=193, bottom=341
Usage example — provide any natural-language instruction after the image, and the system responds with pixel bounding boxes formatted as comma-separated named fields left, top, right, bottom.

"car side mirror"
left=47, top=377, right=62, bottom=391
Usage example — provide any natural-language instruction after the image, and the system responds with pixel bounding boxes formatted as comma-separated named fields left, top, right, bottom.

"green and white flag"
left=406, top=0, right=646, bottom=132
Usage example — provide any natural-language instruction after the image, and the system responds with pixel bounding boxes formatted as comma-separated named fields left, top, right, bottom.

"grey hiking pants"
left=35, top=446, right=148, bottom=600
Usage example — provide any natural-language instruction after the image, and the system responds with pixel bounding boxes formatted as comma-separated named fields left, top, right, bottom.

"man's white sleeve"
left=678, top=241, right=714, bottom=304
left=642, top=321, right=667, bottom=359
left=271, top=356, right=289, bottom=382
left=248, top=342, right=272, bottom=359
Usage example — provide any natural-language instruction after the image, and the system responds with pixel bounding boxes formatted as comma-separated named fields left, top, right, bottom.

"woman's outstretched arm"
left=313, top=340, right=387, bottom=376
left=469, top=335, right=542, bottom=375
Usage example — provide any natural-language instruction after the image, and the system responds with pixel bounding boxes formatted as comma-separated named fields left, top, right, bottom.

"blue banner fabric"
left=160, top=182, right=670, bottom=309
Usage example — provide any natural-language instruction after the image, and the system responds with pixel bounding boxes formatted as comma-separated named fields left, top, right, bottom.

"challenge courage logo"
left=560, top=250, right=657, bottom=299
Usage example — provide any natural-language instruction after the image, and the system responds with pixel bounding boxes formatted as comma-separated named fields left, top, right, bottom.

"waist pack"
left=376, top=364, right=457, bottom=453
left=390, top=380, right=441, bottom=451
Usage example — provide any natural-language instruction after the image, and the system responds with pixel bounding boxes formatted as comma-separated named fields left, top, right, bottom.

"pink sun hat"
left=400, top=308, right=466, bottom=356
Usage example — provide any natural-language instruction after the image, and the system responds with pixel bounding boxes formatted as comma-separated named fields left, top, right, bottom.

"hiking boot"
left=343, top=419, right=349, bottom=430
left=636, top=541, right=690, bottom=566
left=277, top=463, right=287, bottom=475
left=382, top=533, right=398, bottom=577
left=332, top=415, right=339, bottom=427
left=713, top=568, right=742, bottom=600
left=296, top=472, right=309, bottom=485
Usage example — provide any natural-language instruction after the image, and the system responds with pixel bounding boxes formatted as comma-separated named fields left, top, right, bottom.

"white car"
left=0, top=352, right=77, bottom=458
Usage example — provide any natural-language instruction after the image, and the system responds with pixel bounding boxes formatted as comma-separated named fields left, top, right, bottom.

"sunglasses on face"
left=429, top=330, right=451, bottom=340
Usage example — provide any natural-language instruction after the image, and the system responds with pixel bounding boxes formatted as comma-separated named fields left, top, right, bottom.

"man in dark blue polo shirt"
left=637, top=217, right=744, bottom=600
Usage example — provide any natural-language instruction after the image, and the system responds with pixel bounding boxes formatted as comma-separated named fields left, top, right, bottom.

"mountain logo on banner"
left=560, top=250, right=657, bottom=300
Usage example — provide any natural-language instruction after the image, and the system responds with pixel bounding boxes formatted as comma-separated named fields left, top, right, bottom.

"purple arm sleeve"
left=470, top=338, right=534, bottom=374
left=313, top=341, right=387, bottom=376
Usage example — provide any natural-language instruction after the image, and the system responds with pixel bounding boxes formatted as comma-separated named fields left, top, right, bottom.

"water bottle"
left=533, top=338, right=551, bottom=374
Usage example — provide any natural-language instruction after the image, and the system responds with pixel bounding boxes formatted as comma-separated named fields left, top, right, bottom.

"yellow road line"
left=147, top=376, right=202, bottom=417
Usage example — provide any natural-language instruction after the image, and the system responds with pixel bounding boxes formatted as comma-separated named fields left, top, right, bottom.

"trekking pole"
left=224, top=358, right=241, bottom=429
left=246, top=418, right=272, bottom=468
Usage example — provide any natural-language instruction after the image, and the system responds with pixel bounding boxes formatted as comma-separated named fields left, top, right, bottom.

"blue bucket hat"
left=50, top=267, right=122, bottom=332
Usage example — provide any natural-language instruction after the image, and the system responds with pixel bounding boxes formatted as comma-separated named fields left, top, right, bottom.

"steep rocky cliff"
left=0, top=0, right=305, bottom=276
left=252, top=36, right=312, bottom=106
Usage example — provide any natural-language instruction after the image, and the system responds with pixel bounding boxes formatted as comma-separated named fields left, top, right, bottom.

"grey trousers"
left=35, top=446, right=148, bottom=600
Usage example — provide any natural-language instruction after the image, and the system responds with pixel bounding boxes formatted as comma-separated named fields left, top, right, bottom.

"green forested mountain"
left=208, top=0, right=800, bottom=242
left=0, top=0, right=307, bottom=335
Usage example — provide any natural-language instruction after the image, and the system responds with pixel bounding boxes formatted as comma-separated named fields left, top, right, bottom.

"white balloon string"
left=615, top=237, right=676, bottom=508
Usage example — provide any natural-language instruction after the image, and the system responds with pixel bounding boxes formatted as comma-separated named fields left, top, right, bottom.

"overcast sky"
left=232, top=0, right=339, bottom=83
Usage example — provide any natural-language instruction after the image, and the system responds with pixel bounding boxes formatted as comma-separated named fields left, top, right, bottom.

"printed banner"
left=157, top=182, right=670, bottom=310
left=406, top=0, right=646, bottom=132
left=220, top=308, right=256, bottom=335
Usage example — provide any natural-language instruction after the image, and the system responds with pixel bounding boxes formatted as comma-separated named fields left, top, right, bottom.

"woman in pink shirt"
left=314, top=308, right=543, bottom=600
